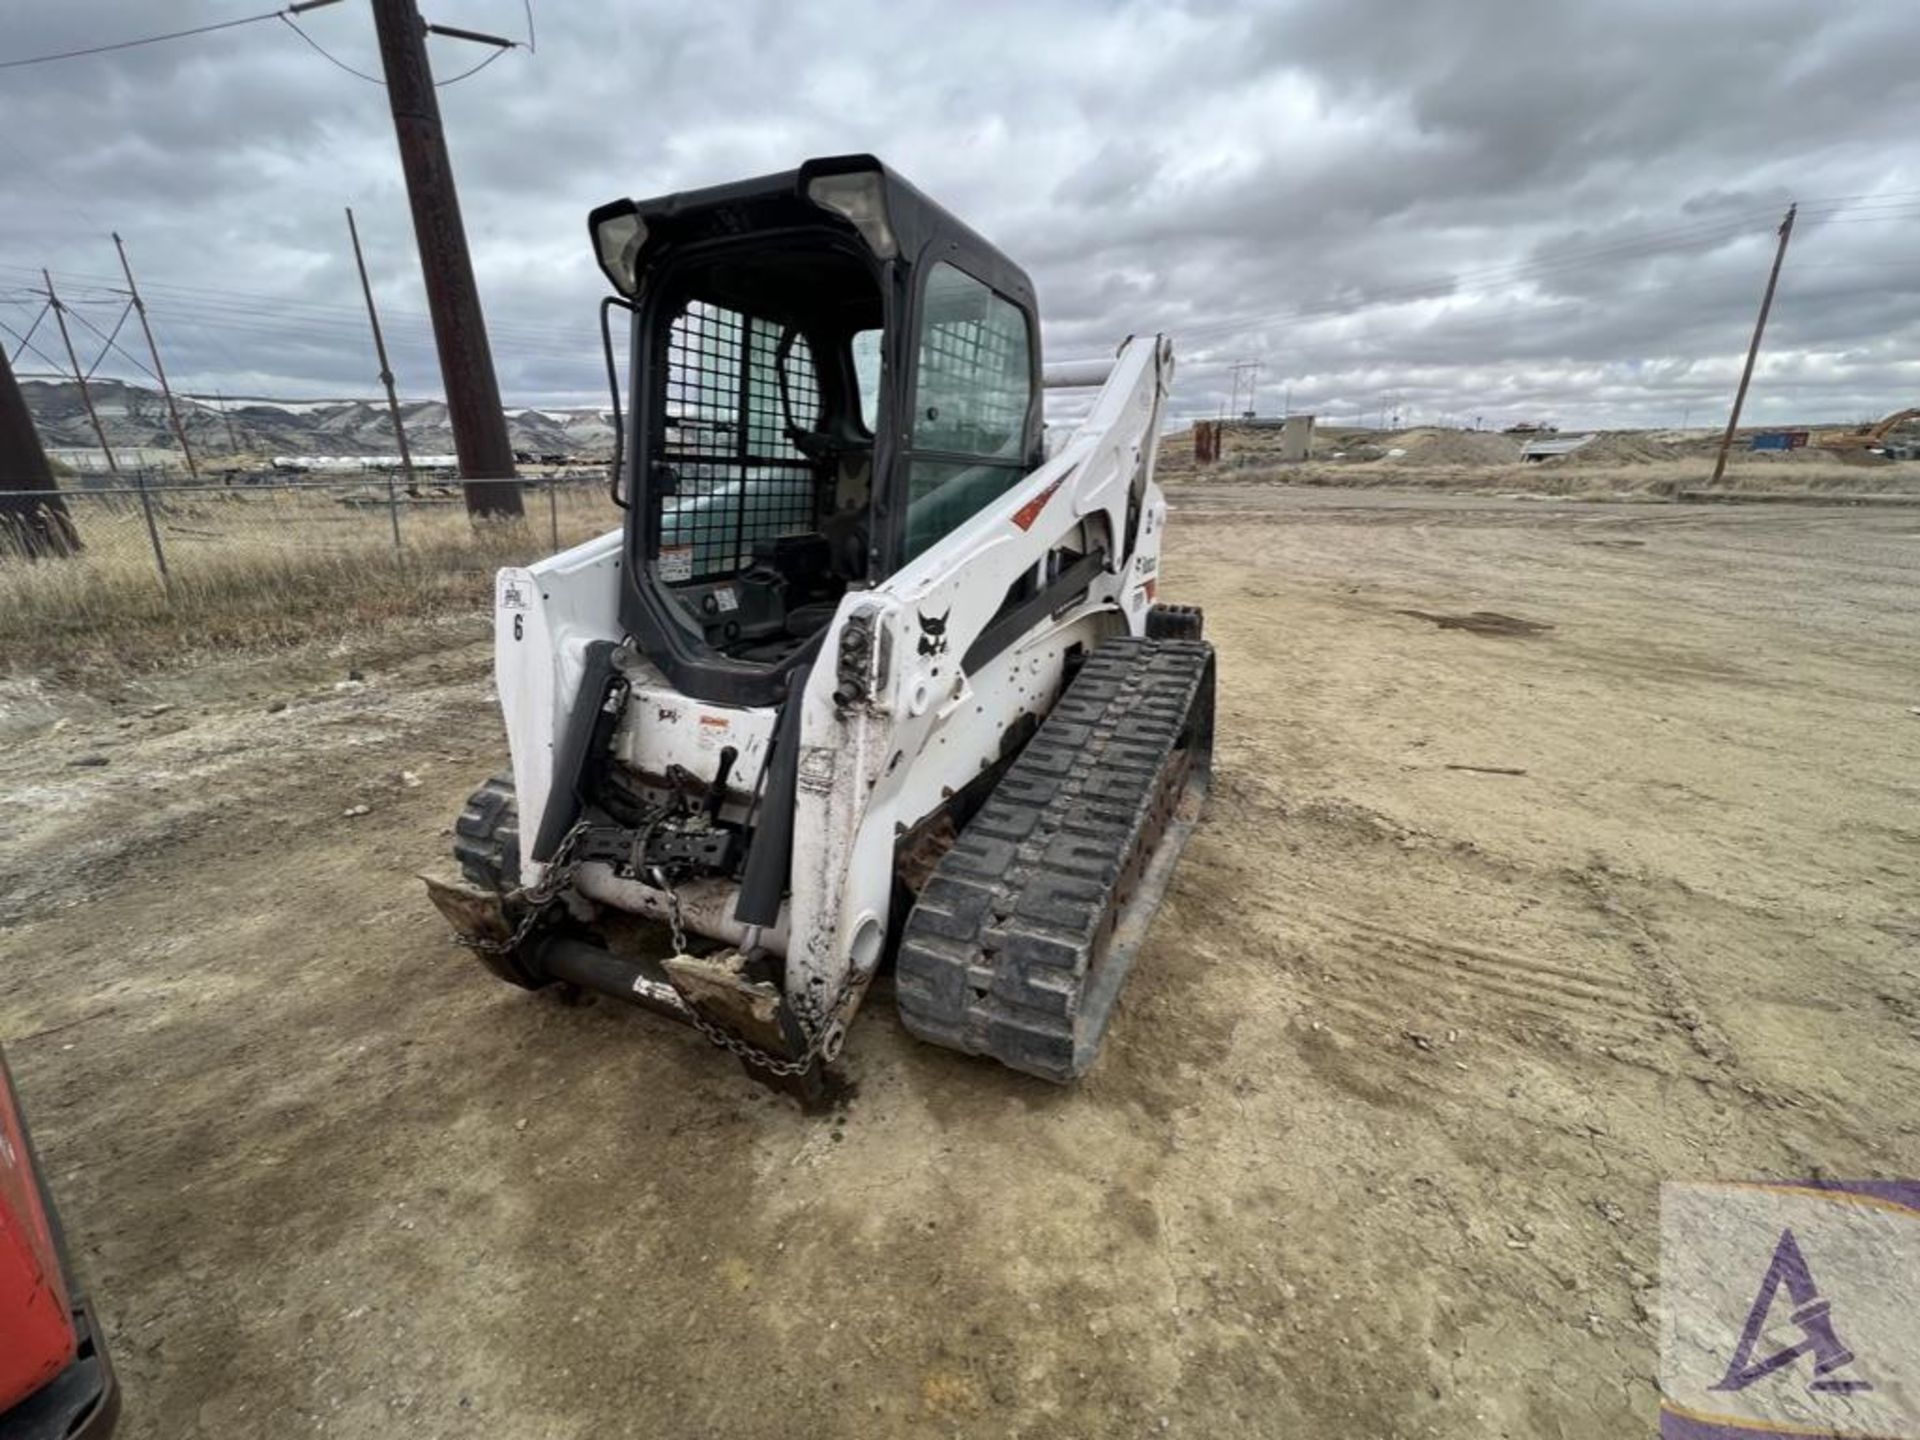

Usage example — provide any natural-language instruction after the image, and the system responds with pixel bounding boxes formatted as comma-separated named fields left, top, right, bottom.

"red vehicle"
left=0, top=1049, right=116, bottom=1439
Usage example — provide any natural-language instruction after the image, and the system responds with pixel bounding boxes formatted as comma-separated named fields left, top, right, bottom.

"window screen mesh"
left=657, top=301, right=819, bottom=582
left=913, top=263, right=1030, bottom=460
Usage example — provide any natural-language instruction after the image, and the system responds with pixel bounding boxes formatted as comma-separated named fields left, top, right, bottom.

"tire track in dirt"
left=0, top=638, right=494, bottom=930
left=1308, top=909, right=1667, bottom=1040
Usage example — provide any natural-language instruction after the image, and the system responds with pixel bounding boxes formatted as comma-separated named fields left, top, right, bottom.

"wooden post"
left=369, top=0, right=523, bottom=519
left=113, top=233, right=200, bottom=482
left=43, top=271, right=118, bottom=476
left=346, top=206, right=416, bottom=557
left=133, top=468, right=171, bottom=593
left=1710, top=204, right=1796, bottom=488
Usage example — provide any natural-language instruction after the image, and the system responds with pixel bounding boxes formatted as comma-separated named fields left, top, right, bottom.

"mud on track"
left=2, top=488, right=1917, bottom=1438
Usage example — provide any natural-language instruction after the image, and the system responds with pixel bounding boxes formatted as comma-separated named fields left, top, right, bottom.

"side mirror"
left=599, top=296, right=636, bottom=507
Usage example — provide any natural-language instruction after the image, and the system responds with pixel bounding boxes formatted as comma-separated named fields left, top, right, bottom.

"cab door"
left=893, top=261, right=1039, bottom=567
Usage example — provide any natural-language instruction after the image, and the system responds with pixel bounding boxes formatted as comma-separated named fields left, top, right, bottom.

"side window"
left=904, top=264, right=1032, bottom=562
left=912, top=265, right=1030, bottom=458
left=851, top=328, right=881, bottom=432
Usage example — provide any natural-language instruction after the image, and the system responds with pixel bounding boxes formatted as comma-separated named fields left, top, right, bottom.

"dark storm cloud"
left=2, top=0, right=1916, bottom=427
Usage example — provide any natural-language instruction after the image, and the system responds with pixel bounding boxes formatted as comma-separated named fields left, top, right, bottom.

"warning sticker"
left=658, top=545, right=694, bottom=583
left=712, top=587, right=740, bottom=613
left=696, top=713, right=731, bottom=751
left=497, top=576, right=533, bottom=611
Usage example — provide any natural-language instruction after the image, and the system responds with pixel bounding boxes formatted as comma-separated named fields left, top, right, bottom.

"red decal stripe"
left=1011, top=475, right=1066, bottom=531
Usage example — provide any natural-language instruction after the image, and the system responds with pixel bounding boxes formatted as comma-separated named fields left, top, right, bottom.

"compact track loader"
left=428, top=155, right=1214, bottom=1094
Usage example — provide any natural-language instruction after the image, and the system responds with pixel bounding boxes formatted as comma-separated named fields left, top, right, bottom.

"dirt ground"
left=3, top=488, right=1918, bottom=1438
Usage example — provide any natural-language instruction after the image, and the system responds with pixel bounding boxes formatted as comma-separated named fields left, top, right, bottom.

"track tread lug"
left=896, top=637, right=1215, bottom=1081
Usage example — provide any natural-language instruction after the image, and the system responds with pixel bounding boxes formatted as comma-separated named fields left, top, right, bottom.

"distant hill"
left=21, top=377, right=616, bottom=463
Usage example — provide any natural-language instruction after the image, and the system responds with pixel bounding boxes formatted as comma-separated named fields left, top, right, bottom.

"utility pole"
left=347, top=207, right=419, bottom=528
left=369, top=0, right=522, bottom=518
left=1229, top=359, right=1260, bottom=420
left=1710, top=203, right=1796, bottom=487
left=0, top=342, right=80, bottom=557
left=43, top=270, right=118, bottom=476
left=113, top=232, right=199, bottom=481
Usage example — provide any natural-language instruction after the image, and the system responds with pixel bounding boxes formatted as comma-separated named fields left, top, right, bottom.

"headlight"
left=591, top=205, right=649, bottom=296
left=806, top=171, right=898, bottom=260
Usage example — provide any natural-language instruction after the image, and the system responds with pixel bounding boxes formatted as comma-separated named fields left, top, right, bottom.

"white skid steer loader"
left=426, top=155, right=1214, bottom=1098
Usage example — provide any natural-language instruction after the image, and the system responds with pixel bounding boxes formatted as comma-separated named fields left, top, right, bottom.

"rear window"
left=656, top=299, right=819, bottom=582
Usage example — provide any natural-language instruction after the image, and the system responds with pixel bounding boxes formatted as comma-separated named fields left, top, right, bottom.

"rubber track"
left=895, top=636, right=1213, bottom=1081
left=453, top=772, right=521, bottom=894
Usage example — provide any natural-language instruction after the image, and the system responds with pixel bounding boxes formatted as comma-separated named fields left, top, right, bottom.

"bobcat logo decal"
left=917, top=609, right=950, bottom=658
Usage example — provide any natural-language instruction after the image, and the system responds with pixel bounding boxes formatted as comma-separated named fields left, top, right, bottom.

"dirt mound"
left=1553, top=432, right=1677, bottom=466
left=1385, top=430, right=1525, bottom=466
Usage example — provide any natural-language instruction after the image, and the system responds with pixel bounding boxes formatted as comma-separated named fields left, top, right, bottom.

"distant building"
left=1520, top=435, right=1597, bottom=462
left=267, top=455, right=460, bottom=473
left=46, top=446, right=180, bottom=473
left=1191, top=415, right=1315, bottom=466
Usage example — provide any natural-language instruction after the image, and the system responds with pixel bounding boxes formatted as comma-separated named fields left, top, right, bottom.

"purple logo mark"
left=1711, top=1227, right=1872, bottom=1397
left=1659, top=1180, right=1920, bottom=1439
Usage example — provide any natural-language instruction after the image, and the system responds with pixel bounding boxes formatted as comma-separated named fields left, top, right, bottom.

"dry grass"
left=0, top=483, right=619, bottom=677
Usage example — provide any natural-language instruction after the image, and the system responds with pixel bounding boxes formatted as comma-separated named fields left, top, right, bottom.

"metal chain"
left=458, top=821, right=860, bottom=1078
left=647, top=863, right=861, bottom=1078
left=453, top=819, right=593, bottom=956
left=649, top=863, right=689, bottom=958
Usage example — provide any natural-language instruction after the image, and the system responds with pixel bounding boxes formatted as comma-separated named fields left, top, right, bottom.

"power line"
left=278, top=10, right=523, bottom=89
left=2, top=2, right=517, bottom=89
left=79, top=302, right=136, bottom=382
left=0, top=265, right=595, bottom=357
left=2, top=193, right=1901, bottom=369
left=0, top=315, right=69, bottom=376
left=7, top=300, right=49, bottom=361
left=63, top=303, right=160, bottom=385
left=433, top=43, right=511, bottom=87
left=279, top=13, right=385, bottom=85
left=0, top=8, right=289, bottom=72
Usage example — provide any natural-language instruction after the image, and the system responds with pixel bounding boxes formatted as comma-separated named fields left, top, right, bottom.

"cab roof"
left=587, top=153, right=1036, bottom=313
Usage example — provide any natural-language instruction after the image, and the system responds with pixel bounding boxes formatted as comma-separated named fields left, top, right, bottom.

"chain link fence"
left=0, top=471, right=625, bottom=668
left=0, top=470, right=618, bottom=586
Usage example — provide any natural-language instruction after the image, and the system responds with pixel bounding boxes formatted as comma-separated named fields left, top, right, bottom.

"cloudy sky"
left=2, top=0, right=1917, bottom=430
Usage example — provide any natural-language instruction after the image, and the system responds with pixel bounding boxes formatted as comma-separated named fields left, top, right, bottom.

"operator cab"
left=590, top=156, right=1043, bottom=707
